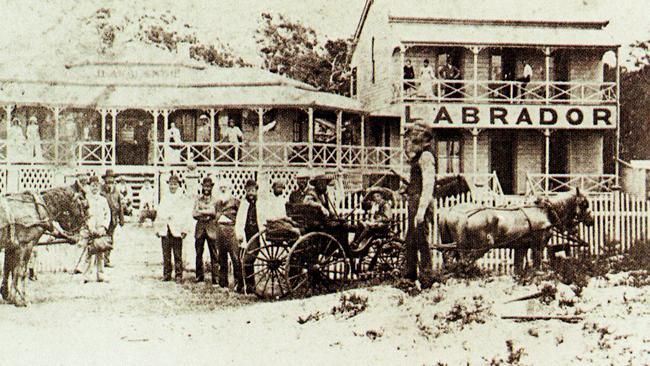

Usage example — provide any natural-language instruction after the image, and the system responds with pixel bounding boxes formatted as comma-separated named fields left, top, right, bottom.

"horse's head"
left=573, top=188, right=595, bottom=227
left=434, top=175, right=471, bottom=199
left=43, top=181, right=90, bottom=233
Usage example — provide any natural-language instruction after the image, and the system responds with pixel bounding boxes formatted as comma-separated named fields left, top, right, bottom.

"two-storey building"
left=350, top=0, right=620, bottom=195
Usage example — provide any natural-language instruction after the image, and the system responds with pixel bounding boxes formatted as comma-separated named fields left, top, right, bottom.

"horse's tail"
left=437, top=211, right=453, bottom=244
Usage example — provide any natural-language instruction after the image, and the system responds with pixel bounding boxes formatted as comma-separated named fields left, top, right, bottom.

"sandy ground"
left=1, top=224, right=649, bottom=366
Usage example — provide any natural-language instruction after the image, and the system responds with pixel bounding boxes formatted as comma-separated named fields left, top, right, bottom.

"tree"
left=82, top=8, right=248, bottom=67
left=255, top=13, right=352, bottom=96
left=619, top=65, right=650, bottom=161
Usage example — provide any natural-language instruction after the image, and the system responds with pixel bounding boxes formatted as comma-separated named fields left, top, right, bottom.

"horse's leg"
left=18, top=242, right=34, bottom=306
left=1, top=248, right=11, bottom=301
left=513, top=248, right=525, bottom=275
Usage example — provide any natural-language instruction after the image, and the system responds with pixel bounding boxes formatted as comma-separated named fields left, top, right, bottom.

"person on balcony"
left=515, top=60, right=533, bottom=101
left=192, top=176, right=219, bottom=284
left=196, top=114, right=211, bottom=163
left=165, top=122, right=183, bottom=164
left=417, top=59, right=437, bottom=98
left=26, top=116, right=43, bottom=161
left=438, top=56, right=461, bottom=99
left=221, top=119, right=243, bottom=162
left=8, top=118, right=28, bottom=162
left=403, top=59, right=415, bottom=95
left=134, top=119, right=149, bottom=165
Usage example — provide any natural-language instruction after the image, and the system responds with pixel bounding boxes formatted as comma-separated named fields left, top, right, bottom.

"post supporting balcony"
left=471, top=128, right=481, bottom=176
left=360, top=114, right=366, bottom=168
left=208, top=108, right=219, bottom=166
left=543, top=128, right=551, bottom=194
left=336, top=110, right=342, bottom=171
left=4, top=105, right=13, bottom=166
left=308, top=107, right=314, bottom=168
left=146, top=109, right=161, bottom=167
left=544, top=47, right=552, bottom=104
left=98, top=109, right=109, bottom=166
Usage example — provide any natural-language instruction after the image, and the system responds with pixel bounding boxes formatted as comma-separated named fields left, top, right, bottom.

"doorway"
left=490, top=131, right=516, bottom=194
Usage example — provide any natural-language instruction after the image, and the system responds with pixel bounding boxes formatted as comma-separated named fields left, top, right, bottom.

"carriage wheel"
left=360, top=238, right=405, bottom=279
left=285, top=232, right=350, bottom=298
left=242, top=230, right=291, bottom=299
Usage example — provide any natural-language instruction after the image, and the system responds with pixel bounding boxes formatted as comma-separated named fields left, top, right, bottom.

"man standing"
left=403, top=128, right=435, bottom=289
left=221, top=119, right=243, bottom=144
left=102, top=169, right=124, bottom=268
left=214, top=179, right=244, bottom=291
left=134, top=119, right=149, bottom=165
left=192, top=176, right=219, bottom=284
left=83, top=176, right=112, bottom=283
left=236, top=180, right=264, bottom=293
left=155, top=175, right=187, bottom=282
left=196, top=114, right=211, bottom=143
left=138, top=178, right=157, bottom=226
left=288, top=174, right=310, bottom=204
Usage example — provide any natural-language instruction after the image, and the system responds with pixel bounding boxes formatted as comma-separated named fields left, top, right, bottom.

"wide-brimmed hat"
left=167, top=175, right=181, bottom=185
left=199, top=114, right=209, bottom=121
left=102, top=169, right=116, bottom=179
left=272, top=180, right=286, bottom=189
left=295, top=172, right=312, bottom=180
left=201, top=176, right=214, bottom=187
left=88, top=176, right=100, bottom=184
left=310, top=172, right=336, bottom=182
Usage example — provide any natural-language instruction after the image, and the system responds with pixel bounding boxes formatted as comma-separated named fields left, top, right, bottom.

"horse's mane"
left=40, top=184, right=85, bottom=232
left=534, top=191, right=579, bottom=227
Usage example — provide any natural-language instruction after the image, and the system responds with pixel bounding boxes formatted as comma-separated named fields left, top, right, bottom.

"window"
left=435, top=131, right=462, bottom=174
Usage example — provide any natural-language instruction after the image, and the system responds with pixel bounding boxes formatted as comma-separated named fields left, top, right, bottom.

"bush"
left=331, top=293, right=368, bottom=319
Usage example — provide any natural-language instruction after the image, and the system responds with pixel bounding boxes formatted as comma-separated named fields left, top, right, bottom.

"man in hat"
left=196, top=114, right=211, bottom=143
left=214, top=178, right=244, bottom=291
left=133, top=119, right=150, bottom=164
left=288, top=173, right=310, bottom=204
left=303, top=173, right=337, bottom=218
left=403, top=128, right=436, bottom=289
left=102, top=169, right=124, bottom=267
left=138, top=177, right=157, bottom=226
left=82, top=175, right=112, bottom=283
left=116, top=176, right=132, bottom=217
left=26, top=115, right=42, bottom=161
left=155, top=175, right=188, bottom=282
left=236, top=179, right=266, bottom=293
left=192, top=176, right=219, bottom=283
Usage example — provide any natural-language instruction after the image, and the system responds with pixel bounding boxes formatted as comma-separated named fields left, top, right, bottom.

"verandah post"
left=308, top=107, right=314, bottom=168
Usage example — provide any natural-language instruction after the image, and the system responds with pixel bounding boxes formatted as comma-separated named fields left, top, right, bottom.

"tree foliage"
left=620, top=64, right=650, bottom=160
left=255, top=12, right=352, bottom=96
left=82, top=8, right=248, bottom=67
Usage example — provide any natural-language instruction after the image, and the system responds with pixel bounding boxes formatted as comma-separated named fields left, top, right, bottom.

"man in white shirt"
left=82, top=176, right=112, bottom=283
left=221, top=119, right=243, bottom=144
left=264, top=180, right=287, bottom=221
left=517, top=60, right=534, bottom=100
left=154, top=175, right=189, bottom=282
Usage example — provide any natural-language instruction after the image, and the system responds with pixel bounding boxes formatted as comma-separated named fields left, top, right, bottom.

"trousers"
left=162, top=234, right=183, bottom=280
left=216, top=224, right=244, bottom=289
left=195, top=233, right=218, bottom=283
left=404, top=206, right=434, bottom=287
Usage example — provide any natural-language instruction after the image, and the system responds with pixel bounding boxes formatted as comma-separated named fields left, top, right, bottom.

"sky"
left=0, top=0, right=649, bottom=67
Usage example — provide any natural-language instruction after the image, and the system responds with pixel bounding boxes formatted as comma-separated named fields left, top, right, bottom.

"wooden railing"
left=526, top=173, right=617, bottom=195
left=2, top=140, right=114, bottom=165
left=397, top=79, right=617, bottom=104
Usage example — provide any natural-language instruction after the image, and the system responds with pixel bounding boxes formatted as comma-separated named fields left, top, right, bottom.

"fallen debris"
left=501, top=315, right=583, bottom=323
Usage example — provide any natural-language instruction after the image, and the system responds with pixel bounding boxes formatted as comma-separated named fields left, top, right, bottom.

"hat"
left=28, top=116, right=37, bottom=123
left=103, top=169, right=116, bottom=179
left=88, top=176, right=100, bottom=184
left=167, top=175, right=181, bottom=185
left=272, top=180, right=285, bottom=189
left=244, top=179, right=258, bottom=190
left=310, top=172, right=336, bottom=182
left=199, top=114, right=209, bottom=120
left=201, top=176, right=214, bottom=187
left=295, top=172, right=311, bottom=180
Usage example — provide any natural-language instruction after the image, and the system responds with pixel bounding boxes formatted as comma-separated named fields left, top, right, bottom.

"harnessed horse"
left=437, top=189, right=594, bottom=274
left=0, top=181, right=88, bottom=306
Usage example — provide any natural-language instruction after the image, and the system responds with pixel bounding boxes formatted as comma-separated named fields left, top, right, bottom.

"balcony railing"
left=397, top=79, right=617, bottom=105
left=3, top=140, right=115, bottom=165
left=526, top=173, right=617, bottom=195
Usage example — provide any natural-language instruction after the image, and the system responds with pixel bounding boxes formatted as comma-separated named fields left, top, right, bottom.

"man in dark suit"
left=192, top=176, right=219, bottom=283
left=102, top=169, right=125, bottom=268
left=134, top=120, right=149, bottom=165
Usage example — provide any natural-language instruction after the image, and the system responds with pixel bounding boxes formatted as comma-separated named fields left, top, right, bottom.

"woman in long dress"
left=8, top=118, right=28, bottom=162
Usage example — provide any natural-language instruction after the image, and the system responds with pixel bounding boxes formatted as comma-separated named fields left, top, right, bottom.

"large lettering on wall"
left=405, top=104, right=617, bottom=129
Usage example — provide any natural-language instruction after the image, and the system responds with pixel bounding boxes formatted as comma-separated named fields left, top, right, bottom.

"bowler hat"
left=88, top=176, right=100, bottom=184
left=244, top=179, right=258, bottom=190
left=272, top=180, right=286, bottom=189
left=199, top=114, right=209, bottom=120
left=167, top=175, right=181, bottom=185
left=103, top=169, right=116, bottom=179
left=201, top=176, right=214, bottom=187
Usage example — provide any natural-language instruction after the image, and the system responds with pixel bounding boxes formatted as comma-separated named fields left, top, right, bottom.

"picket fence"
left=12, top=191, right=650, bottom=275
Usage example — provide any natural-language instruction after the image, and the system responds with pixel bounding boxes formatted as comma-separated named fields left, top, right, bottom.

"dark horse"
left=438, top=189, right=594, bottom=274
left=0, top=181, right=88, bottom=306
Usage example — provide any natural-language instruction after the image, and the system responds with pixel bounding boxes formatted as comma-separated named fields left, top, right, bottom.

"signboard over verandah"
left=405, top=104, right=617, bottom=129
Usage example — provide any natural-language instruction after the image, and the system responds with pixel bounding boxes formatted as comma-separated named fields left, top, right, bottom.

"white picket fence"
left=12, top=191, right=650, bottom=276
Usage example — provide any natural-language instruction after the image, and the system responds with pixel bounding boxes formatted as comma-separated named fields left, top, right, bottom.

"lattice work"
left=160, top=168, right=257, bottom=200
left=19, top=167, right=56, bottom=191
left=211, top=169, right=258, bottom=199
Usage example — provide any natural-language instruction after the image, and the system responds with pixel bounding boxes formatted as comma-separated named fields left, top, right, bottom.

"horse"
left=434, top=174, right=471, bottom=199
left=437, top=188, right=594, bottom=274
left=0, top=181, right=89, bottom=306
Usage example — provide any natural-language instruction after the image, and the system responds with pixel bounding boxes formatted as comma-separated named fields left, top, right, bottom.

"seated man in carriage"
left=350, top=189, right=393, bottom=250
left=302, top=173, right=338, bottom=219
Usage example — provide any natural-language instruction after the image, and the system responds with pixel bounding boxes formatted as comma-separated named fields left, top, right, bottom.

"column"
left=615, top=48, right=621, bottom=185
left=308, top=107, right=314, bottom=167
left=544, top=47, right=551, bottom=103
left=53, top=107, right=61, bottom=163
left=472, top=46, right=480, bottom=101
left=471, top=128, right=480, bottom=176
left=400, top=46, right=406, bottom=98
left=399, top=106, right=406, bottom=173
left=4, top=105, right=13, bottom=164
left=110, top=109, right=118, bottom=166
left=162, top=109, right=170, bottom=167
left=147, top=109, right=160, bottom=167
left=257, top=108, right=266, bottom=166
left=99, top=109, right=108, bottom=166
left=336, top=110, right=342, bottom=170
left=208, top=108, right=218, bottom=166
left=544, top=129, right=551, bottom=193
left=360, top=114, right=366, bottom=168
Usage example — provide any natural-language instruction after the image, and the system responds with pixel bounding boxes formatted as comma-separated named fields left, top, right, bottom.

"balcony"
left=396, top=79, right=617, bottom=105
left=526, top=173, right=618, bottom=195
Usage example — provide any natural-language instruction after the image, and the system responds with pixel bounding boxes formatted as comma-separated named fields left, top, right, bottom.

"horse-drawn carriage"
left=241, top=188, right=404, bottom=299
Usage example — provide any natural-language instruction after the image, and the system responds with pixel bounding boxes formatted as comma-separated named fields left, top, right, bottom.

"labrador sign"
left=405, top=104, right=616, bottom=129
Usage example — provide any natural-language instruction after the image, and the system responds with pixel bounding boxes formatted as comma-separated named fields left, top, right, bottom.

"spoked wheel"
left=359, top=238, right=405, bottom=279
left=242, top=230, right=291, bottom=299
left=285, top=232, right=350, bottom=298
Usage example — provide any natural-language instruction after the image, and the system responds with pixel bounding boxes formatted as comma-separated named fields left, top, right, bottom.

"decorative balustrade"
left=1, top=140, right=114, bottom=165
left=398, top=79, right=617, bottom=105
left=526, top=173, right=617, bottom=195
